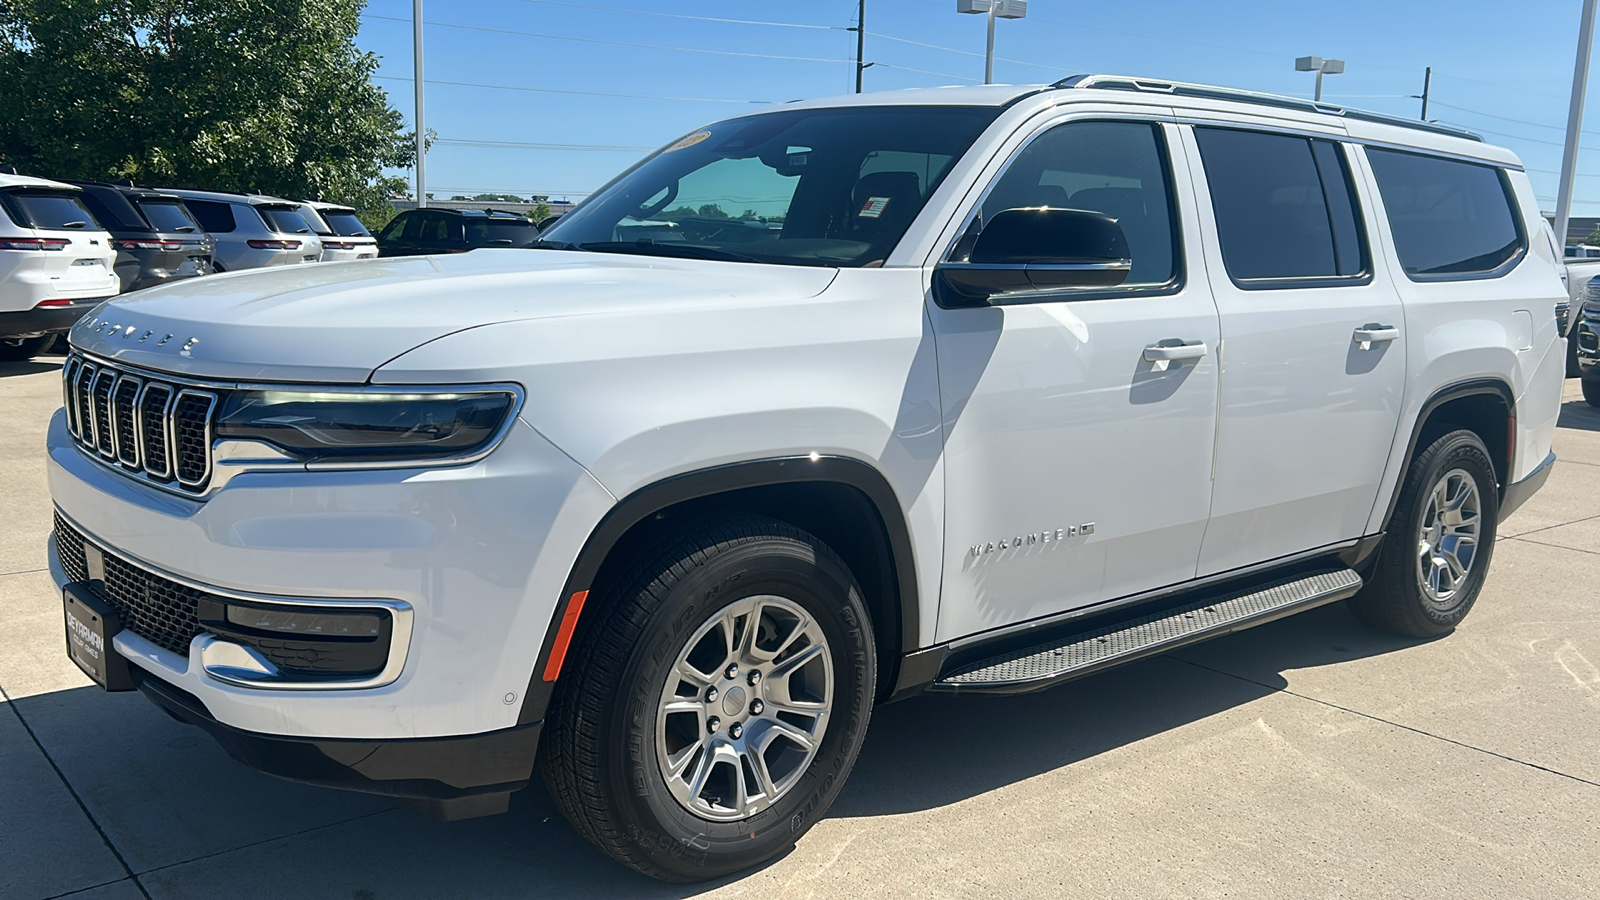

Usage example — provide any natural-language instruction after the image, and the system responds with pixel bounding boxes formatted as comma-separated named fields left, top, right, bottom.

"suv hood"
left=68, top=250, right=839, bottom=383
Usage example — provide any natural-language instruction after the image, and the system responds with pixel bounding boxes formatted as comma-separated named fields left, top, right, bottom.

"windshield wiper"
left=174, top=226, right=196, bottom=233
left=528, top=238, right=576, bottom=250
left=60, top=221, right=88, bottom=228
left=574, top=241, right=760, bottom=263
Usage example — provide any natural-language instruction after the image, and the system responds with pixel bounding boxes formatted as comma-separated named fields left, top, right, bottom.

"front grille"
left=63, top=352, right=218, bottom=493
left=55, top=513, right=204, bottom=657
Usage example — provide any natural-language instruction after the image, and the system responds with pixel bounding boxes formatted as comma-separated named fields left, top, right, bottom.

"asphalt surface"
left=3, top=352, right=1598, bottom=899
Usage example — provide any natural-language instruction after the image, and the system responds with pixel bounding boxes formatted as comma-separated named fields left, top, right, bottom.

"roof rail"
left=1052, top=74, right=1483, bottom=143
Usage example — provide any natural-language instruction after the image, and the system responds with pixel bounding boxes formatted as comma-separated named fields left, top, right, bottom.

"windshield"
left=259, top=206, right=313, bottom=234
left=542, top=105, right=1001, bottom=267
left=136, top=200, right=201, bottom=234
left=467, top=218, right=539, bottom=247
left=319, top=209, right=371, bottom=237
left=2, top=190, right=99, bottom=230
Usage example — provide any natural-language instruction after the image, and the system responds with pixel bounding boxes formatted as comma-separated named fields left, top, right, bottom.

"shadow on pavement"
left=0, top=356, right=63, bottom=378
left=1557, top=398, right=1600, bottom=433
left=5, top=600, right=1420, bottom=896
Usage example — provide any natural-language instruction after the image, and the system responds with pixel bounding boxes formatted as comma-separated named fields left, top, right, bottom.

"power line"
left=433, top=138, right=652, bottom=152
left=510, top=0, right=847, bottom=30
left=373, top=74, right=772, bottom=104
left=364, top=14, right=850, bottom=63
left=866, top=30, right=1074, bottom=73
left=1456, top=123, right=1600, bottom=150
left=870, top=62, right=979, bottom=82
left=1428, top=99, right=1600, bottom=138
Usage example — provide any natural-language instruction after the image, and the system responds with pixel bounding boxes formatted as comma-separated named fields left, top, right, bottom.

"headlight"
left=214, top=389, right=518, bottom=463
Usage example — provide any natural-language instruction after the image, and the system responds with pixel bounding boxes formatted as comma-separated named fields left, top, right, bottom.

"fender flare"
left=1378, top=377, right=1516, bottom=533
left=516, top=455, right=920, bottom=725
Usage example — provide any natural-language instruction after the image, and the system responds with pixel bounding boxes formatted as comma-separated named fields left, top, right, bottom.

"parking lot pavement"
left=3, top=354, right=1598, bottom=900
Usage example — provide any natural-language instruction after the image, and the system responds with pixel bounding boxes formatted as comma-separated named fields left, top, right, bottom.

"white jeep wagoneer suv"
left=48, top=76, right=1563, bottom=881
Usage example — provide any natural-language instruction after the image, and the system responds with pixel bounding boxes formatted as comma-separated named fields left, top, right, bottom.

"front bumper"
left=133, top=666, right=541, bottom=803
left=46, top=408, right=615, bottom=741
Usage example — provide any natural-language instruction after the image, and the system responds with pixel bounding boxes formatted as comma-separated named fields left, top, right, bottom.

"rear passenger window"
left=1194, top=128, right=1368, bottom=285
left=970, top=120, right=1180, bottom=290
left=1365, top=148, right=1525, bottom=278
left=187, top=200, right=236, bottom=234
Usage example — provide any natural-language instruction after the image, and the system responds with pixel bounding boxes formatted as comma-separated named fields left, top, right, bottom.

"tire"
left=540, top=515, right=876, bottom=882
left=1584, top=377, right=1600, bottom=408
left=1349, top=429, right=1498, bottom=638
left=0, top=336, right=55, bottom=362
left=1568, top=335, right=1581, bottom=378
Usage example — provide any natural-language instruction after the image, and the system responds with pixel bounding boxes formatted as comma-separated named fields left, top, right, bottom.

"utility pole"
left=413, top=0, right=426, bottom=208
left=1556, top=0, right=1598, bottom=254
left=855, top=0, right=866, bottom=93
left=1418, top=66, right=1432, bottom=121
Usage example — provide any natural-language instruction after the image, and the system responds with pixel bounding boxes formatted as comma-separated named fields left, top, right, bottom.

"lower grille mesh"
left=55, top=513, right=204, bottom=658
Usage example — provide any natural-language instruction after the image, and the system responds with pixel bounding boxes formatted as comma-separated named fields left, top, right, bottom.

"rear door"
left=1180, top=125, right=1407, bottom=575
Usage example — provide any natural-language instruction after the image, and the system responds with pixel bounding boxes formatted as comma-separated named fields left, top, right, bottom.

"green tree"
left=0, top=0, right=414, bottom=224
left=1586, top=230, right=1600, bottom=247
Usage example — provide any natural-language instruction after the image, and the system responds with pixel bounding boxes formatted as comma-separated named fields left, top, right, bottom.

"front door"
left=1181, top=125, right=1407, bottom=576
left=932, top=119, right=1222, bottom=641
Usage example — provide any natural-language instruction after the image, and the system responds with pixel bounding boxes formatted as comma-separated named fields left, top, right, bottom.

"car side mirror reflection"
left=934, top=207, right=1132, bottom=307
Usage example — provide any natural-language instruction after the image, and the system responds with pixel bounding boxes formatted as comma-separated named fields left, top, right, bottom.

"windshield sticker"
left=663, top=130, right=712, bottom=153
left=858, top=197, right=891, bottom=219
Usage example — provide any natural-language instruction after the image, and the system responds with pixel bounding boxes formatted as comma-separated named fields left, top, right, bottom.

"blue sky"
left=358, top=0, right=1600, bottom=213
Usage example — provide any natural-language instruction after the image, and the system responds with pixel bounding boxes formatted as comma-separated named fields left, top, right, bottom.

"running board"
left=929, top=568, right=1364, bottom=695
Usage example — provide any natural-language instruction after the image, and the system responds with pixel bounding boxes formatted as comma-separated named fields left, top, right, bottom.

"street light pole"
left=413, top=0, right=426, bottom=208
left=958, top=1, right=1026, bottom=85
left=1556, top=0, right=1598, bottom=255
left=985, top=1, right=996, bottom=84
left=1295, top=55, right=1344, bottom=102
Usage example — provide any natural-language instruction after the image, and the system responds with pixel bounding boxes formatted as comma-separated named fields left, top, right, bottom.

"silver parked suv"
left=296, top=201, right=378, bottom=262
left=160, top=189, right=323, bottom=272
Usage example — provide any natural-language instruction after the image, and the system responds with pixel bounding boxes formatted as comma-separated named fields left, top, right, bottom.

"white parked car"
left=0, top=173, right=119, bottom=360
left=296, top=200, right=379, bottom=262
left=48, top=76, right=1564, bottom=881
left=159, top=189, right=323, bottom=272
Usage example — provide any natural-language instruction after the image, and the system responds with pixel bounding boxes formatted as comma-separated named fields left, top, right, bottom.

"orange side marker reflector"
left=542, top=590, right=590, bottom=682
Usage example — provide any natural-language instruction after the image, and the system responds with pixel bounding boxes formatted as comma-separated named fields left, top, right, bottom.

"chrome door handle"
left=1143, top=341, right=1209, bottom=361
left=1352, top=324, right=1399, bottom=348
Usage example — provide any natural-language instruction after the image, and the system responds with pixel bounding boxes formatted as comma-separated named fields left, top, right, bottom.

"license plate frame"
left=63, top=584, right=136, bottom=691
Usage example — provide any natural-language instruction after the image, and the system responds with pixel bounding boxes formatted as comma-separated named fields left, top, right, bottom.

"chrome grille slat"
left=64, top=352, right=218, bottom=494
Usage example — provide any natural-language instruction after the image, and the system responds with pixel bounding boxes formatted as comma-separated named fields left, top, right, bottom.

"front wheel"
left=1349, top=430, right=1498, bottom=637
left=1584, top=377, right=1600, bottom=408
left=540, top=516, right=876, bottom=882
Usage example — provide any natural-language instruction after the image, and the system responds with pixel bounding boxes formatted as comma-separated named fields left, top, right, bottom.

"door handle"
left=1143, top=340, right=1208, bottom=372
left=1352, top=324, right=1399, bottom=349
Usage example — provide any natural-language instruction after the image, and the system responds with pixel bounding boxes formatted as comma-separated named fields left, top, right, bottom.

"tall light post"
left=957, top=0, right=1027, bottom=85
left=413, top=0, right=426, bottom=208
left=1295, top=55, right=1345, bottom=102
left=1555, top=0, right=1599, bottom=255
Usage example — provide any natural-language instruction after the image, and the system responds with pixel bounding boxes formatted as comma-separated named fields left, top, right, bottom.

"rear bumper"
left=1500, top=451, right=1556, bottom=523
left=132, top=665, right=541, bottom=801
left=0, top=298, right=106, bottom=338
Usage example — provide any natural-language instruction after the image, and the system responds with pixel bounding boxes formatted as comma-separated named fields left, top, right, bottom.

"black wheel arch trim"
left=1379, top=377, right=1516, bottom=534
left=516, top=455, right=921, bottom=725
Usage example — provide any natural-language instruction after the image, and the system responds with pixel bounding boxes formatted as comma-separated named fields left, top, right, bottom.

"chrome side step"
left=929, top=568, right=1363, bottom=695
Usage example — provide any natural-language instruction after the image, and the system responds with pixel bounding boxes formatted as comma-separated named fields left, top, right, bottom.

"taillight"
left=116, top=239, right=183, bottom=251
left=323, top=241, right=356, bottom=250
left=35, top=298, right=75, bottom=308
left=0, top=237, right=70, bottom=251
left=248, top=239, right=302, bottom=250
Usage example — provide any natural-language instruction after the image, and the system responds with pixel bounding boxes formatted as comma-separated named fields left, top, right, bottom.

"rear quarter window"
left=186, top=200, right=237, bottom=233
left=1364, top=148, right=1525, bottom=279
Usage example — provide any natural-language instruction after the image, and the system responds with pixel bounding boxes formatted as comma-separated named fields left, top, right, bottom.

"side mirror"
left=934, top=207, right=1132, bottom=307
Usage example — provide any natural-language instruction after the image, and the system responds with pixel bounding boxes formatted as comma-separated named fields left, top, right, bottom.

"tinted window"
left=967, top=120, right=1178, bottom=287
left=1366, top=148, right=1524, bottom=277
left=377, top=214, right=407, bottom=242
left=544, top=106, right=1001, bottom=267
left=187, top=200, right=236, bottom=233
left=1195, top=128, right=1368, bottom=282
left=77, top=189, right=140, bottom=230
left=259, top=207, right=313, bottom=234
left=296, top=205, right=335, bottom=235
left=466, top=218, right=539, bottom=247
left=2, top=191, right=98, bottom=230
left=319, top=210, right=370, bottom=237
left=137, top=200, right=201, bottom=234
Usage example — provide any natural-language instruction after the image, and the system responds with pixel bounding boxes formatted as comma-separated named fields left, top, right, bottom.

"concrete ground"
left=2, top=352, right=1597, bottom=900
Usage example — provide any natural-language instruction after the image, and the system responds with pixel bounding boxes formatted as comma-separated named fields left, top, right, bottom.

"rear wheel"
left=1349, top=430, right=1498, bottom=637
left=0, top=336, right=54, bottom=361
left=540, top=515, right=876, bottom=881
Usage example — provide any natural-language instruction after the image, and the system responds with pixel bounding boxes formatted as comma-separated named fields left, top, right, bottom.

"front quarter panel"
left=374, top=268, right=947, bottom=647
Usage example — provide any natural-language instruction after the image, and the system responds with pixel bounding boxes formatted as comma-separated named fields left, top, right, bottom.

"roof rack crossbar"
left=1052, top=74, right=1483, bottom=143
